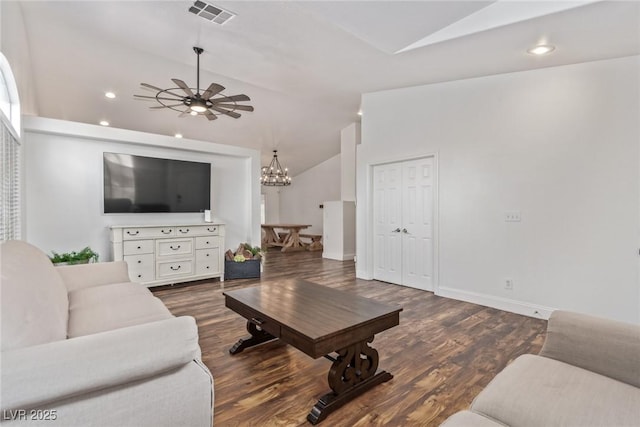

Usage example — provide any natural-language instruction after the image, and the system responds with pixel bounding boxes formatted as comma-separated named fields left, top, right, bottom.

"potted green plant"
left=225, top=243, right=262, bottom=280
left=50, top=247, right=99, bottom=266
left=243, top=243, right=263, bottom=261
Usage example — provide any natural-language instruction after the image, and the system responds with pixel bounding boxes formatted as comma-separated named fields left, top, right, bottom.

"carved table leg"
left=229, top=321, right=277, bottom=355
left=307, top=336, right=393, bottom=425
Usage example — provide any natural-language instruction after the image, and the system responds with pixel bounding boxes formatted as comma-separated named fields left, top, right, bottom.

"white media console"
left=110, top=223, right=225, bottom=287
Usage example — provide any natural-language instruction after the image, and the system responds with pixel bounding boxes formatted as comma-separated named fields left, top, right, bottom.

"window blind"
left=1, top=118, right=20, bottom=241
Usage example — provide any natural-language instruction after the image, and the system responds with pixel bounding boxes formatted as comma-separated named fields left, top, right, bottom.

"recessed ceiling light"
left=175, top=133, right=183, bottom=138
left=99, top=120, right=110, bottom=126
left=105, top=91, right=116, bottom=99
left=527, top=44, right=555, bottom=55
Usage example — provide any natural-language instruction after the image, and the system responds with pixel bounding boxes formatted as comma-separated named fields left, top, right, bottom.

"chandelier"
left=260, top=150, right=292, bottom=186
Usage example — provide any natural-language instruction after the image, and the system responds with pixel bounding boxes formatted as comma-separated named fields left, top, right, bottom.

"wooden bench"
left=299, top=233, right=323, bottom=251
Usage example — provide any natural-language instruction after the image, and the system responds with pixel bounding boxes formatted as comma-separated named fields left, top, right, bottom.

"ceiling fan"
left=134, top=46, right=254, bottom=121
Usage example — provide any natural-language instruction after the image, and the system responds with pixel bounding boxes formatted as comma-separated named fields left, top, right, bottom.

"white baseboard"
left=322, top=252, right=355, bottom=261
left=436, top=286, right=554, bottom=320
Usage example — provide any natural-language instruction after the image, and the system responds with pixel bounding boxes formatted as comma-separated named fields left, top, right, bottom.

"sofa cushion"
left=1, top=240, right=69, bottom=351
left=68, top=282, right=172, bottom=338
left=540, top=310, right=640, bottom=388
left=471, top=354, right=640, bottom=427
left=440, top=410, right=505, bottom=426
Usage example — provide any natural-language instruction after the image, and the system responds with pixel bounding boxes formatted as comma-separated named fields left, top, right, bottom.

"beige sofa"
left=442, top=310, right=640, bottom=426
left=1, top=240, right=213, bottom=426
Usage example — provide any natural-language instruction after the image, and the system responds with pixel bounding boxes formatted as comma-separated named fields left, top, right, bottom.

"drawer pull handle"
left=161, top=229, right=172, bottom=234
left=206, top=266, right=210, bottom=269
left=207, top=227, right=216, bottom=232
left=179, top=228, right=189, bottom=234
left=137, top=260, right=142, bottom=264
left=250, top=317, right=264, bottom=325
left=170, top=245, right=181, bottom=250
left=137, top=246, right=141, bottom=249
left=170, top=265, right=181, bottom=271
left=126, top=231, right=139, bottom=236
left=137, top=274, right=142, bottom=278
left=206, top=253, right=210, bottom=257
left=206, top=241, right=209, bottom=244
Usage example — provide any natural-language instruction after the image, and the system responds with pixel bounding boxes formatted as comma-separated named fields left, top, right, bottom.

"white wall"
left=340, top=123, right=359, bottom=201
left=357, top=56, right=640, bottom=324
left=0, top=1, right=38, bottom=116
left=261, top=186, right=280, bottom=224
left=23, top=117, right=262, bottom=260
left=278, top=154, right=341, bottom=234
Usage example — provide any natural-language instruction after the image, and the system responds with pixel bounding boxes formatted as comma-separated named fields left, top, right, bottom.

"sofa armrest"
left=56, top=261, right=131, bottom=291
left=1, top=316, right=202, bottom=411
left=539, top=310, right=640, bottom=388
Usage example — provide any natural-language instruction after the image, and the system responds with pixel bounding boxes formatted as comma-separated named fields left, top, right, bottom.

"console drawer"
left=195, top=248, right=220, bottom=275
left=175, top=226, right=196, bottom=236
left=123, top=240, right=154, bottom=255
left=190, top=225, right=220, bottom=236
left=195, top=236, right=220, bottom=250
left=225, top=298, right=281, bottom=338
left=156, top=239, right=193, bottom=257
left=124, top=254, right=155, bottom=282
left=156, top=259, right=193, bottom=279
left=122, top=227, right=175, bottom=240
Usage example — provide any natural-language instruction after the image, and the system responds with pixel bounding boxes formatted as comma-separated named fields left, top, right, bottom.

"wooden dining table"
left=261, top=224, right=311, bottom=252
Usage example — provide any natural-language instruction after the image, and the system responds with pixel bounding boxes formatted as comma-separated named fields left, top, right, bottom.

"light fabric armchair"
left=1, top=240, right=214, bottom=426
left=442, top=310, right=640, bottom=426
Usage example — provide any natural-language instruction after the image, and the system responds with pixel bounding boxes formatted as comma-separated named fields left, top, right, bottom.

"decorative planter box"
left=225, top=259, right=261, bottom=280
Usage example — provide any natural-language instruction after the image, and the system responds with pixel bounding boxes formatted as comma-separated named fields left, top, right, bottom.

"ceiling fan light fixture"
left=135, top=46, right=253, bottom=122
left=190, top=103, right=208, bottom=113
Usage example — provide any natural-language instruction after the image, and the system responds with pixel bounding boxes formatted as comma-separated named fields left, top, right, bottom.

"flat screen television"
left=103, top=152, right=211, bottom=213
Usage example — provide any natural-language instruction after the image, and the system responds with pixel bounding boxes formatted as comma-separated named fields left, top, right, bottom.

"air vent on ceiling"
left=188, top=1, right=235, bottom=25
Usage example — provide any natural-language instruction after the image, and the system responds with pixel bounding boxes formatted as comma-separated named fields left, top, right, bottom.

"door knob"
left=402, top=228, right=408, bottom=234
left=392, top=228, right=401, bottom=233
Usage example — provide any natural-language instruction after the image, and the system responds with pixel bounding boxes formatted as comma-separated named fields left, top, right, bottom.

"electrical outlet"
left=505, top=279, right=514, bottom=290
left=505, top=211, right=521, bottom=222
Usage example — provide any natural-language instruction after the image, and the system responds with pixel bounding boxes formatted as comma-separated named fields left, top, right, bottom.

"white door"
left=401, top=158, right=434, bottom=290
left=372, top=157, right=434, bottom=291
left=373, top=163, right=403, bottom=284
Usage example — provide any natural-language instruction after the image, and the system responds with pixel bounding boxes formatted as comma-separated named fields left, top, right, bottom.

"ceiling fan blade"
left=210, top=94, right=250, bottom=104
left=204, top=110, right=217, bottom=121
left=141, top=83, right=165, bottom=92
left=201, top=83, right=225, bottom=100
left=209, top=105, right=241, bottom=119
left=150, top=104, right=184, bottom=109
left=140, top=83, right=186, bottom=99
left=134, top=94, right=184, bottom=101
left=215, top=103, right=254, bottom=112
left=172, top=79, right=194, bottom=97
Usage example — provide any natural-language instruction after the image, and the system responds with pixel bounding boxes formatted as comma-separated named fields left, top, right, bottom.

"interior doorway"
left=372, top=156, right=436, bottom=291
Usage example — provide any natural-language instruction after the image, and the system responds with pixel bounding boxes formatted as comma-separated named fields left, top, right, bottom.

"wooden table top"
left=224, top=279, right=403, bottom=358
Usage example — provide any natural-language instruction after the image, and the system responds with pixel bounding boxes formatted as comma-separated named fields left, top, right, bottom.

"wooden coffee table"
left=224, top=279, right=402, bottom=425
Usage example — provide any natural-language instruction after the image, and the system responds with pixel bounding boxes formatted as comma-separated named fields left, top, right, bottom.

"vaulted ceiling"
left=2, top=1, right=639, bottom=174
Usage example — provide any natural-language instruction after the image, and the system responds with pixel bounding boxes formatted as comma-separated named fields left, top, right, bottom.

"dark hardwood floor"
left=153, top=250, right=547, bottom=426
